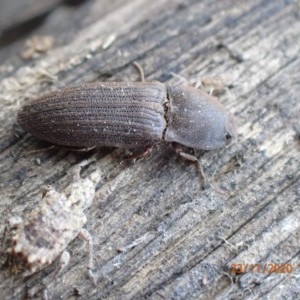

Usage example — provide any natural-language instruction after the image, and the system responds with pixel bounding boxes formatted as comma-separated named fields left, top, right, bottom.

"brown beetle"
left=18, top=63, right=237, bottom=186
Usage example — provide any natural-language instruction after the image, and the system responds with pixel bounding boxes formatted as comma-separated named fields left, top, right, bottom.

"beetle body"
left=18, top=81, right=236, bottom=150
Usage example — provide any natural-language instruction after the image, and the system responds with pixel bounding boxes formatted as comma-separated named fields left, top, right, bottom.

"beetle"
left=18, top=63, right=237, bottom=186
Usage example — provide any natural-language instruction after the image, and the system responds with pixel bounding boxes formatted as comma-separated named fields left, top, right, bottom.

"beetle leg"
left=123, top=146, right=153, bottom=161
left=169, top=72, right=188, bottom=86
left=23, top=145, right=95, bottom=157
left=178, top=152, right=206, bottom=190
left=193, top=75, right=232, bottom=96
left=61, top=146, right=96, bottom=152
left=171, top=143, right=206, bottom=189
left=22, top=145, right=56, bottom=156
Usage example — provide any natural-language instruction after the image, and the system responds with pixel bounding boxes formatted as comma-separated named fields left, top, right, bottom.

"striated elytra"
left=18, top=81, right=237, bottom=151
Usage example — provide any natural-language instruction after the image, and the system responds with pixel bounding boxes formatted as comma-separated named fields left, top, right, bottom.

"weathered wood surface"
left=1, top=0, right=300, bottom=299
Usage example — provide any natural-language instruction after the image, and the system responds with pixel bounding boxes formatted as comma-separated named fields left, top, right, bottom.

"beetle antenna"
left=132, top=61, right=145, bottom=82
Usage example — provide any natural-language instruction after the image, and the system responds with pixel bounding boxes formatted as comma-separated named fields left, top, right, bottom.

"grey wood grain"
left=0, top=0, right=299, bottom=299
